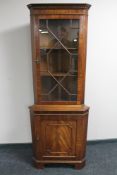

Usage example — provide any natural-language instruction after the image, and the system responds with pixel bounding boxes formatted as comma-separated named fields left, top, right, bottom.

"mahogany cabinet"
left=28, top=3, right=91, bottom=169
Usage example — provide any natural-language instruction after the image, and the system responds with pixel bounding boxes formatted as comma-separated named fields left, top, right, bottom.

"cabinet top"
left=29, top=105, right=89, bottom=112
left=27, top=3, right=91, bottom=10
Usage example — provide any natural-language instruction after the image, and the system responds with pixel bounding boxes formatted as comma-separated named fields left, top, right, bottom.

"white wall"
left=0, top=0, right=117, bottom=143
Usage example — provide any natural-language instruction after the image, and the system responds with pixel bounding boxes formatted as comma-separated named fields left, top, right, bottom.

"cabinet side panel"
left=30, top=15, right=40, bottom=103
left=76, top=114, right=88, bottom=159
left=31, top=114, right=44, bottom=159
left=78, top=15, right=88, bottom=104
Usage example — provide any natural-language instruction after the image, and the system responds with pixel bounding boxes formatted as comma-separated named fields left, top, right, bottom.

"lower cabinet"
left=30, top=110, right=89, bottom=169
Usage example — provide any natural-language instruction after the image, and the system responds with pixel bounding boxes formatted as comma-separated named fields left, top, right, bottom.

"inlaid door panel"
left=41, top=119, right=76, bottom=157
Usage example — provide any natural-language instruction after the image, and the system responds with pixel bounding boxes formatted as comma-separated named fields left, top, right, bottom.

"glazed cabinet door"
left=31, top=16, right=87, bottom=104
left=38, top=19, right=79, bottom=103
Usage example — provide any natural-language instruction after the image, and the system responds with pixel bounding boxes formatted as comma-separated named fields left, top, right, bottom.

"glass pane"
left=40, top=76, right=57, bottom=94
left=51, top=86, right=70, bottom=101
left=48, top=20, right=79, bottom=48
left=39, top=19, right=79, bottom=102
left=61, top=76, right=77, bottom=94
left=48, top=49, right=70, bottom=73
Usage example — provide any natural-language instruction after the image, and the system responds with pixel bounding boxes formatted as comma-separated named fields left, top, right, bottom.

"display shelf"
left=40, top=72, right=77, bottom=76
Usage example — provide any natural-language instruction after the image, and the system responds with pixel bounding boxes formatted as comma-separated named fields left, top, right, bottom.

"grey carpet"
left=0, top=141, right=117, bottom=175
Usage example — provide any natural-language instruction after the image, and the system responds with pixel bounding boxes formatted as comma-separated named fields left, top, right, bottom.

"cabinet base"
left=30, top=105, right=89, bottom=170
left=33, top=159, right=86, bottom=170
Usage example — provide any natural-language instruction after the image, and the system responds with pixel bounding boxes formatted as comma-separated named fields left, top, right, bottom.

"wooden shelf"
left=40, top=48, right=77, bottom=50
left=40, top=72, right=77, bottom=76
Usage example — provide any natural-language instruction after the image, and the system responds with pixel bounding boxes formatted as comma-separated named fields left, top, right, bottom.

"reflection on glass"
left=39, top=20, right=79, bottom=49
left=39, top=19, right=79, bottom=101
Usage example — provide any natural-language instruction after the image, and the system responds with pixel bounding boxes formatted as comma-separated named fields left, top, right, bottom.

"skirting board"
left=0, top=139, right=117, bottom=147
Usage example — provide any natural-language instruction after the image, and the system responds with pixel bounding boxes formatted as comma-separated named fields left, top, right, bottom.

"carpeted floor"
left=0, top=141, right=117, bottom=175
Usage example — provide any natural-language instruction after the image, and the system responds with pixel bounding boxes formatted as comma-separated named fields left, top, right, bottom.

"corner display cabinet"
left=28, top=3, right=91, bottom=169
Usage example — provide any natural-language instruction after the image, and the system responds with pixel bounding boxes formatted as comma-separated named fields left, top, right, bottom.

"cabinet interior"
left=39, top=19, right=79, bottom=101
